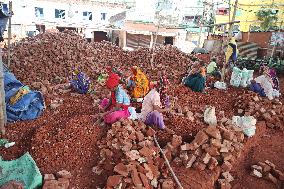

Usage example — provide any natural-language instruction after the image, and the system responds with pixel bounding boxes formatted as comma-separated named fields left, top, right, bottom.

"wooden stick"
left=153, top=134, right=183, bottom=189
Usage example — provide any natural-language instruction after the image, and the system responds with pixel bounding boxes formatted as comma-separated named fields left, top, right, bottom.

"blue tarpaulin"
left=3, top=66, right=45, bottom=122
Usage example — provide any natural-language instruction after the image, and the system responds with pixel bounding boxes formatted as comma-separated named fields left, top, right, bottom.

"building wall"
left=2, top=0, right=127, bottom=39
left=215, top=0, right=284, bottom=32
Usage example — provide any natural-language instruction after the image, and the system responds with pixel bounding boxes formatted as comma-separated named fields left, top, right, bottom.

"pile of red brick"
left=251, top=160, right=284, bottom=187
left=166, top=124, right=245, bottom=188
left=93, top=119, right=177, bottom=189
left=42, top=170, right=72, bottom=189
left=4, top=31, right=196, bottom=87
left=234, top=94, right=284, bottom=129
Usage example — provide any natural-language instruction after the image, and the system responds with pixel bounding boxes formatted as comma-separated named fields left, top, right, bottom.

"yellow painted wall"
left=215, top=0, right=284, bottom=32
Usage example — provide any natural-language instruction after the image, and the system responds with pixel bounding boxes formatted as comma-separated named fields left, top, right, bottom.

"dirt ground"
left=0, top=77, right=283, bottom=189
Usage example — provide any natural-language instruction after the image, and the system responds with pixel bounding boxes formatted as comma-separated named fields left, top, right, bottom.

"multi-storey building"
left=1, top=0, right=135, bottom=41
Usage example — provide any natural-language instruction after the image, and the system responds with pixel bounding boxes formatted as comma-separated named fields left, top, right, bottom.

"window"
left=35, top=7, right=44, bottom=18
left=216, top=8, right=229, bottom=15
left=83, top=11, right=92, bottom=21
left=101, top=13, right=106, bottom=20
left=55, top=9, right=65, bottom=19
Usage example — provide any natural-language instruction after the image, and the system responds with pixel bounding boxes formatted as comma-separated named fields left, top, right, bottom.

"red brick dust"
left=0, top=93, right=107, bottom=189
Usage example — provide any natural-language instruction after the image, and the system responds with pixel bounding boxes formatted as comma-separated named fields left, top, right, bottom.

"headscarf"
left=130, top=66, right=149, bottom=98
left=106, top=73, right=120, bottom=89
left=269, top=68, right=279, bottom=91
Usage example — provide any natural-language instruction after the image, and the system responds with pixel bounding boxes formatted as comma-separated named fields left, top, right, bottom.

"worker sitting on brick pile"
left=137, top=81, right=174, bottom=134
left=250, top=66, right=280, bottom=100
left=98, top=73, right=136, bottom=125
left=207, top=57, right=222, bottom=79
left=70, top=69, right=91, bottom=94
left=126, top=66, right=149, bottom=102
left=183, top=61, right=207, bottom=93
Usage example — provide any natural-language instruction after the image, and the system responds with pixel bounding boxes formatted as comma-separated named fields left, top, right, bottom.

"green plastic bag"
left=0, top=152, right=42, bottom=189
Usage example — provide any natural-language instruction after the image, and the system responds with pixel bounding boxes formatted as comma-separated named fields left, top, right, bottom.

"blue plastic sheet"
left=4, top=69, right=45, bottom=122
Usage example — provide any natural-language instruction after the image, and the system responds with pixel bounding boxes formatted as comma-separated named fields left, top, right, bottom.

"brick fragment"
left=208, top=157, right=218, bottom=170
left=204, top=126, right=221, bottom=139
left=222, top=153, right=233, bottom=161
left=146, top=127, right=156, bottom=137
left=271, top=169, right=284, bottom=181
left=264, top=160, right=276, bottom=169
left=258, top=162, right=271, bottom=173
left=136, top=131, right=145, bottom=142
left=139, top=147, right=155, bottom=157
left=180, top=143, right=191, bottom=151
left=131, top=168, right=143, bottom=188
left=222, top=161, right=233, bottom=172
left=264, top=173, right=278, bottom=184
left=42, top=180, right=58, bottom=189
left=171, top=135, right=182, bottom=148
left=222, top=172, right=234, bottom=182
left=44, top=174, right=56, bottom=181
left=193, top=162, right=206, bottom=171
left=106, top=175, right=122, bottom=187
left=57, top=178, right=70, bottom=189
left=56, top=170, right=72, bottom=179
left=210, top=138, right=221, bottom=148
left=192, top=131, right=209, bottom=149
left=201, top=153, right=211, bottom=164
left=223, top=130, right=235, bottom=141
left=204, top=146, right=220, bottom=156
left=162, top=179, right=174, bottom=189
left=114, top=163, right=129, bottom=177
left=250, top=169, right=262, bottom=178
left=218, top=179, right=232, bottom=189
left=139, top=173, right=151, bottom=188
left=186, top=154, right=197, bottom=168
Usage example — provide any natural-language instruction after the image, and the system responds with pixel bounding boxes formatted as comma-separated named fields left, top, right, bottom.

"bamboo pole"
left=7, top=1, right=12, bottom=68
left=0, top=48, right=6, bottom=135
left=221, top=0, right=238, bottom=82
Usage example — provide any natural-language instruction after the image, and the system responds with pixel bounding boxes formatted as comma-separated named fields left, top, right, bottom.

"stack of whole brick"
left=42, top=170, right=72, bottom=189
left=172, top=124, right=245, bottom=188
left=234, top=94, right=284, bottom=129
left=93, top=119, right=176, bottom=189
left=251, top=160, right=284, bottom=187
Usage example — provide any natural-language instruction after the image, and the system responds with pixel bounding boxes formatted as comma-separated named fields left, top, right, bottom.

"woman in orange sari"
left=127, top=66, right=149, bottom=99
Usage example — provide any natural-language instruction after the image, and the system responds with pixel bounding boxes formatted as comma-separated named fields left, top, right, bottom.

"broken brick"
left=114, top=163, right=129, bottom=177
left=222, top=153, right=233, bottom=161
left=192, top=131, right=209, bottom=149
left=42, top=180, right=58, bottom=189
left=264, top=160, right=276, bottom=169
left=56, top=170, right=72, bottom=179
left=201, top=153, right=211, bottom=164
left=139, top=147, right=155, bottom=157
left=251, top=165, right=263, bottom=172
left=208, top=157, right=218, bottom=170
left=271, top=169, right=284, bottom=181
left=222, top=172, right=234, bottom=182
left=44, top=174, right=56, bottom=181
left=222, top=161, right=233, bottom=172
left=186, top=154, right=197, bottom=168
left=262, top=112, right=272, bottom=122
left=210, top=138, right=222, bottom=148
left=204, top=146, right=220, bottom=156
left=193, top=162, right=206, bottom=171
left=171, top=135, right=182, bottom=148
left=146, top=127, right=156, bottom=137
left=264, top=173, right=278, bottom=184
left=0, top=181, right=24, bottom=189
left=223, top=130, right=235, bottom=141
left=107, top=175, right=122, bottom=187
left=251, top=169, right=262, bottom=178
left=136, top=131, right=145, bottom=142
left=194, top=148, right=203, bottom=156
left=139, top=173, right=151, bottom=188
left=162, top=179, right=174, bottom=189
left=218, top=179, right=232, bottom=189
left=180, top=143, right=192, bottom=151
left=131, top=168, right=143, bottom=188
left=204, top=126, right=222, bottom=139
left=258, top=162, right=271, bottom=173
left=57, top=178, right=70, bottom=189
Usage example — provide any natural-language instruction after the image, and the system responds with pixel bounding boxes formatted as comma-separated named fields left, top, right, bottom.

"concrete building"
left=214, top=0, right=284, bottom=33
left=1, top=0, right=135, bottom=41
